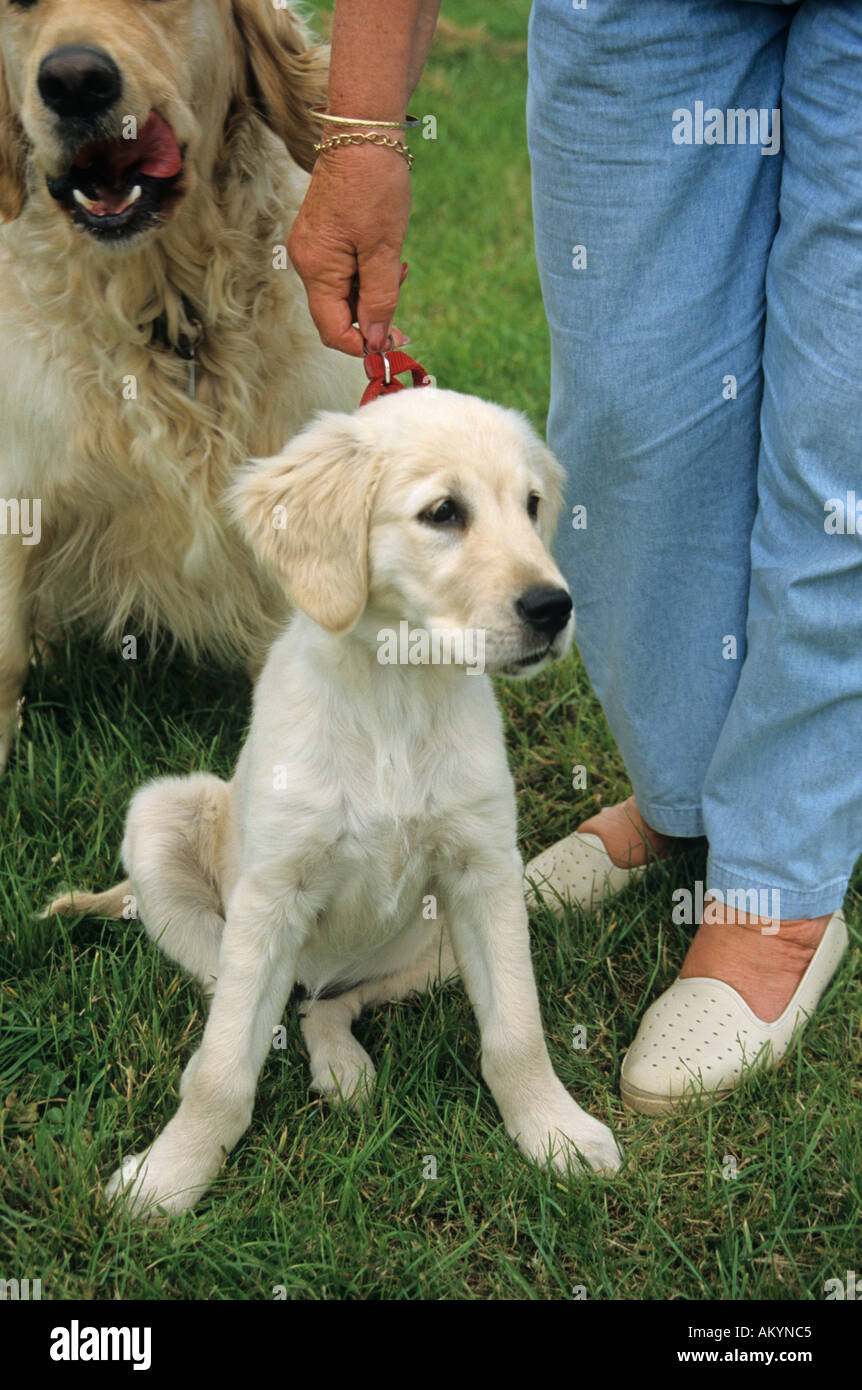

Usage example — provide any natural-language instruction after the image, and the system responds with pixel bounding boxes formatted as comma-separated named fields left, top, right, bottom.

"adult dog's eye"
left=419, top=498, right=466, bottom=527
left=10, top=1, right=38, bottom=10
left=527, top=493, right=541, bottom=521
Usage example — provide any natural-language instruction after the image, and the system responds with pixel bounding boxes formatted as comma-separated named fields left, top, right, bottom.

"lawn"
left=0, top=0, right=859, bottom=1302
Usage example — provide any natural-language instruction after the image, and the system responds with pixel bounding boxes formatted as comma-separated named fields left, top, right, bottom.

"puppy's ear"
left=230, top=413, right=381, bottom=634
left=0, top=53, right=26, bottom=222
left=230, top=0, right=327, bottom=173
left=531, top=438, right=564, bottom=549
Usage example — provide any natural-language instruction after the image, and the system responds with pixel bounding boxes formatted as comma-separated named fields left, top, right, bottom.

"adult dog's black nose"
left=515, top=585, right=573, bottom=639
left=38, top=46, right=122, bottom=120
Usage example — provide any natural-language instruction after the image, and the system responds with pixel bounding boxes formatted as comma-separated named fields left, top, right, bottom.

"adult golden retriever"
left=0, top=0, right=361, bottom=769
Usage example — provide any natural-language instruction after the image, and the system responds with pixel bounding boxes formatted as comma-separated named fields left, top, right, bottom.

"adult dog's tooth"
left=72, top=188, right=97, bottom=212
left=128, top=185, right=142, bottom=204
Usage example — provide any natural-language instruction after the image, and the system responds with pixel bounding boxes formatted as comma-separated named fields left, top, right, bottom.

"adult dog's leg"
left=0, top=540, right=32, bottom=773
left=300, top=920, right=457, bottom=1106
left=107, top=876, right=312, bottom=1216
left=439, top=851, right=623, bottom=1177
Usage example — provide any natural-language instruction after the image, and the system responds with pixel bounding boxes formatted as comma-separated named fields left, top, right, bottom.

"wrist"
left=312, top=130, right=414, bottom=170
left=313, top=133, right=414, bottom=174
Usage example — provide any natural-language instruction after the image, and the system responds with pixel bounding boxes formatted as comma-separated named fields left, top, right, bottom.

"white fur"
left=50, top=389, right=623, bottom=1214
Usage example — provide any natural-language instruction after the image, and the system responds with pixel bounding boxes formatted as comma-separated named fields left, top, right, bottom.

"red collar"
left=360, top=349, right=432, bottom=406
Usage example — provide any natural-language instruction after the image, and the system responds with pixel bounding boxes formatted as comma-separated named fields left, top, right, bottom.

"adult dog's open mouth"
left=46, top=111, right=184, bottom=241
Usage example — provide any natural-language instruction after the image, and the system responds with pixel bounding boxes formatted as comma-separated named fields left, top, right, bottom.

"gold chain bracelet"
left=313, top=131, right=415, bottom=170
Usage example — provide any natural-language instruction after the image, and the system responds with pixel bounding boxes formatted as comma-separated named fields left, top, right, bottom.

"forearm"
left=328, top=0, right=442, bottom=120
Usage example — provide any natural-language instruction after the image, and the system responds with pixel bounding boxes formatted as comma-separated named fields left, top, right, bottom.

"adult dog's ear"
left=230, top=0, right=327, bottom=173
left=0, top=53, right=26, bottom=222
left=230, top=413, right=381, bottom=634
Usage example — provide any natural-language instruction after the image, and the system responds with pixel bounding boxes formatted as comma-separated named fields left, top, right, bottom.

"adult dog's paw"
left=514, top=1094, right=624, bottom=1177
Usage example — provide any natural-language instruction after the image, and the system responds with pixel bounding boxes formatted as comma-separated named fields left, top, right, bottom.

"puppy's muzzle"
left=515, top=585, right=573, bottom=641
left=38, top=46, right=123, bottom=122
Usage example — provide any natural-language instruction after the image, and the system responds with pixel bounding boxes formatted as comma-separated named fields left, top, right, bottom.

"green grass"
left=1, top=0, right=860, bottom=1302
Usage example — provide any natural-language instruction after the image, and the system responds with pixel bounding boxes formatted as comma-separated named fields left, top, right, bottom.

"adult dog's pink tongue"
left=133, top=113, right=183, bottom=178
left=73, top=111, right=182, bottom=182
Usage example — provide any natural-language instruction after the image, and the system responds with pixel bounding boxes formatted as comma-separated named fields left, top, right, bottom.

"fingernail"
left=366, top=322, right=389, bottom=352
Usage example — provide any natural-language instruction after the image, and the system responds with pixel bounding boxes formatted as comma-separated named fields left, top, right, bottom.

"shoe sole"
left=620, top=1076, right=736, bottom=1117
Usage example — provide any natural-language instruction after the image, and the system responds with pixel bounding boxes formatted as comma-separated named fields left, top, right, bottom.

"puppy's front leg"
left=440, top=850, right=623, bottom=1177
left=107, top=876, right=309, bottom=1216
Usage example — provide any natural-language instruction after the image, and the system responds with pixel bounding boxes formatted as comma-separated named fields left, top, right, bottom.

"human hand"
left=289, top=142, right=412, bottom=356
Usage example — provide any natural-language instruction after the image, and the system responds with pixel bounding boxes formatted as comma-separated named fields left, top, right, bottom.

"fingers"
left=303, top=281, right=366, bottom=357
left=289, top=224, right=366, bottom=355
left=288, top=145, right=412, bottom=358
left=298, top=280, right=411, bottom=358
left=293, top=247, right=411, bottom=357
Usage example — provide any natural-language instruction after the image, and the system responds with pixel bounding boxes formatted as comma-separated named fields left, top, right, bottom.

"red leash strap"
left=360, top=348, right=432, bottom=406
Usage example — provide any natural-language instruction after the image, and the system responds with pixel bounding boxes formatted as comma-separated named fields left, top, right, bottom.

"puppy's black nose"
left=515, top=585, right=573, bottom=639
left=38, top=47, right=122, bottom=120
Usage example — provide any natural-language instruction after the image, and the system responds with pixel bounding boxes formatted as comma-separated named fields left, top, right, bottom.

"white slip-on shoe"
left=524, top=831, right=650, bottom=917
left=620, top=909, right=849, bottom=1116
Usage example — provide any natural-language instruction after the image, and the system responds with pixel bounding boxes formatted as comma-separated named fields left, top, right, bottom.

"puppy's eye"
left=419, top=498, right=466, bottom=528
left=527, top=493, right=541, bottom=521
left=10, top=1, right=38, bottom=9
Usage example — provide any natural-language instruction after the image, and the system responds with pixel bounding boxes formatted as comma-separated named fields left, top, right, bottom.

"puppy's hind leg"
left=299, top=993, right=377, bottom=1108
left=120, top=773, right=233, bottom=993
left=45, top=880, right=135, bottom=920
left=46, top=773, right=232, bottom=994
left=300, top=920, right=458, bottom=1107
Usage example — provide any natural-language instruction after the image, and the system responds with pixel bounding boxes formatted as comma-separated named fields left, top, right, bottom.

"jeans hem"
left=632, top=799, right=706, bottom=840
left=705, top=855, right=847, bottom=919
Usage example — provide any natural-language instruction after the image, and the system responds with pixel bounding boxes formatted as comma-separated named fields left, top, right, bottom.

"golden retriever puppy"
left=48, top=388, right=624, bottom=1216
left=0, top=0, right=362, bottom=769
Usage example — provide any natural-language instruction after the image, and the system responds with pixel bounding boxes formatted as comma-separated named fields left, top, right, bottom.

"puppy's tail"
left=42, top=879, right=132, bottom=921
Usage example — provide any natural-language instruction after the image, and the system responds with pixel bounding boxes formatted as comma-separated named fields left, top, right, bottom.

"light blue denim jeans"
left=527, top=0, right=862, bottom=917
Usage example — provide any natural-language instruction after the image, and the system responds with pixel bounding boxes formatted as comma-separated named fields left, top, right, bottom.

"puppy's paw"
left=104, top=1143, right=211, bottom=1217
left=105, top=1152, right=159, bottom=1215
left=309, top=1039, right=376, bottom=1110
left=514, top=1094, right=624, bottom=1178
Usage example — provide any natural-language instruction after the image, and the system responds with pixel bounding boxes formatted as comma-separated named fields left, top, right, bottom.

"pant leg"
left=702, top=0, right=862, bottom=917
left=527, top=0, right=793, bottom=837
